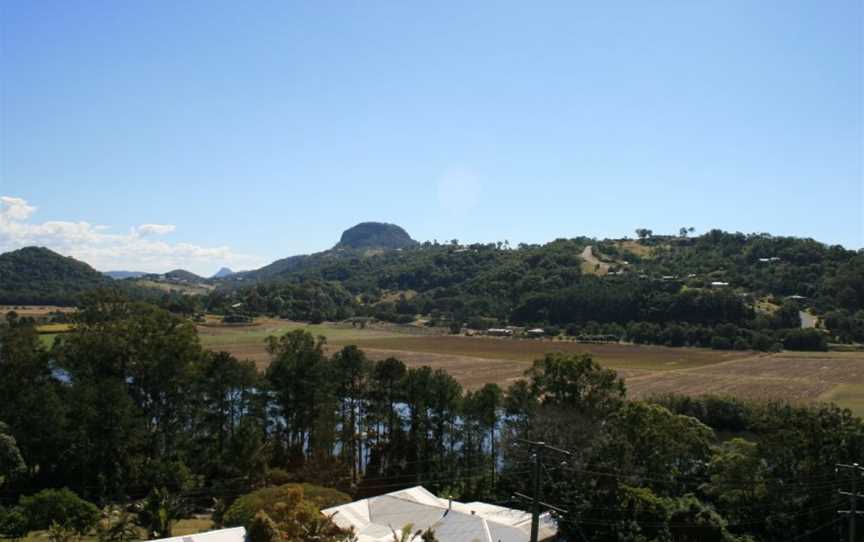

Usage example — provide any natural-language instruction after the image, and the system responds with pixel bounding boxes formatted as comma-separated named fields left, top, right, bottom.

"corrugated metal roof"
left=323, top=486, right=557, bottom=542
left=149, top=527, right=246, bottom=542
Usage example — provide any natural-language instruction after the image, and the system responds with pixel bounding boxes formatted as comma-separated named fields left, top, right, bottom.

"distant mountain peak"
left=212, top=267, right=234, bottom=279
left=336, top=222, right=417, bottom=250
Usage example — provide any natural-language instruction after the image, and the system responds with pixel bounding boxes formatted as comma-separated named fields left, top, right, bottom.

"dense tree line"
left=1, top=294, right=861, bottom=540
left=204, top=280, right=356, bottom=322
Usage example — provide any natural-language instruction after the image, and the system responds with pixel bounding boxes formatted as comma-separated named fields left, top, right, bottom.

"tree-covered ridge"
left=0, top=247, right=112, bottom=306
left=145, top=269, right=206, bottom=282
left=1, top=295, right=860, bottom=540
left=212, top=231, right=863, bottom=347
left=221, top=222, right=418, bottom=283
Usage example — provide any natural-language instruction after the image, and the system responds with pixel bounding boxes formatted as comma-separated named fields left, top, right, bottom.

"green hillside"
left=207, top=230, right=864, bottom=349
left=0, top=247, right=112, bottom=306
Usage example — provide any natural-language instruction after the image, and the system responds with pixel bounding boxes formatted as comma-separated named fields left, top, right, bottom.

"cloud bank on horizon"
left=0, top=196, right=264, bottom=274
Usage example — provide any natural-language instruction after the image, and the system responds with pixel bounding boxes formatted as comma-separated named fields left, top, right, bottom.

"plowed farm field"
left=198, top=319, right=864, bottom=415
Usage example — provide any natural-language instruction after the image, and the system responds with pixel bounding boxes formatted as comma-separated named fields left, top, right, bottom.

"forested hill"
left=225, top=221, right=419, bottom=282
left=0, top=247, right=112, bottom=305
left=143, top=269, right=205, bottom=282
left=207, top=231, right=864, bottom=348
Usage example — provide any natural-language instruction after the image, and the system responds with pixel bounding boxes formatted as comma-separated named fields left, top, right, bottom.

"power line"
left=837, top=462, right=864, bottom=542
left=789, top=517, right=843, bottom=541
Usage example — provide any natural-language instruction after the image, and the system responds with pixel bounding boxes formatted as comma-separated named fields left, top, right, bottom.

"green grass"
left=819, top=384, right=864, bottom=418
left=38, top=333, right=58, bottom=347
left=197, top=321, right=401, bottom=349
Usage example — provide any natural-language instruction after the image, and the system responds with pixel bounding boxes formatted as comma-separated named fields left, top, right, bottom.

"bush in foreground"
left=223, top=483, right=350, bottom=528
left=18, top=488, right=99, bottom=535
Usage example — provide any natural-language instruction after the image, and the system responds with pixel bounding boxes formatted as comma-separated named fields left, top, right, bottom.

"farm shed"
left=323, top=486, right=557, bottom=542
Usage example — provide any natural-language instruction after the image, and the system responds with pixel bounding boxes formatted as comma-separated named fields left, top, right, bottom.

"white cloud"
left=0, top=196, right=265, bottom=274
left=135, top=223, right=176, bottom=236
left=0, top=196, right=37, bottom=220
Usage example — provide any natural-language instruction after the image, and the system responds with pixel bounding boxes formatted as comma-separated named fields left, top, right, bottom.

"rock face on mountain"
left=336, top=222, right=417, bottom=250
left=222, top=222, right=416, bottom=283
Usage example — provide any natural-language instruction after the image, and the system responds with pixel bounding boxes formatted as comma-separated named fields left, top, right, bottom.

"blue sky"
left=1, top=1, right=861, bottom=274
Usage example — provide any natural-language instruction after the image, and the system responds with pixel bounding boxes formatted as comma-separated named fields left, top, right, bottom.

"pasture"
left=0, top=305, right=74, bottom=317
left=197, top=319, right=864, bottom=414
left=133, top=279, right=215, bottom=296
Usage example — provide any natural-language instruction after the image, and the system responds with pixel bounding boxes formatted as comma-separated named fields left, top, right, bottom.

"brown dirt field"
left=197, top=321, right=864, bottom=409
left=626, top=351, right=864, bottom=403
left=219, top=342, right=651, bottom=391
left=341, top=336, right=751, bottom=371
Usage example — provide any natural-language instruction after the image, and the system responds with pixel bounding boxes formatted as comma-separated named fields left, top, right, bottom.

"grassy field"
left=198, top=319, right=402, bottom=346
left=819, top=384, right=864, bottom=417
left=133, top=279, right=215, bottom=296
left=0, top=305, right=75, bottom=317
left=35, top=323, right=73, bottom=333
left=196, top=319, right=864, bottom=412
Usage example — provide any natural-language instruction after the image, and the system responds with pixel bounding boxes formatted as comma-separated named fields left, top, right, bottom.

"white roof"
left=150, top=527, right=246, bottom=542
left=323, top=486, right=556, bottom=542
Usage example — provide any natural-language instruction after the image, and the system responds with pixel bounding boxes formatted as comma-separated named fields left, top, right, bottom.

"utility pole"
left=516, top=439, right=574, bottom=542
left=530, top=443, right=543, bottom=542
left=837, top=462, right=864, bottom=542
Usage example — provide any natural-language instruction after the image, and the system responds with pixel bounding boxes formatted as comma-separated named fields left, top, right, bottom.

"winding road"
left=580, top=245, right=610, bottom=276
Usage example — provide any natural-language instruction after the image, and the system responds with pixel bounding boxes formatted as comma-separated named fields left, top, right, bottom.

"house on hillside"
left=323, top=486, right=557, bottom=542
left=710, top=281, right=729, bottom=288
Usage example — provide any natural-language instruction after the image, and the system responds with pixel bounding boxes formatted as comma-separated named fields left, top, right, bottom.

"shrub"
left=0, top=506, right=29, bottom=540
left=223, top=483, right=350, bottom=528
left=782, top=328, right=828, bottom=351
left=710, top=336, right=732, bottom=350
left=19, top=488, right=99, bottom=534
left=308, top=311, right=324, bottom=325
left=266, top=468, right=292, bottom=486
left=543, top=326, right=561, bottom=337
left=247, top=511, right=280, bottom=542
